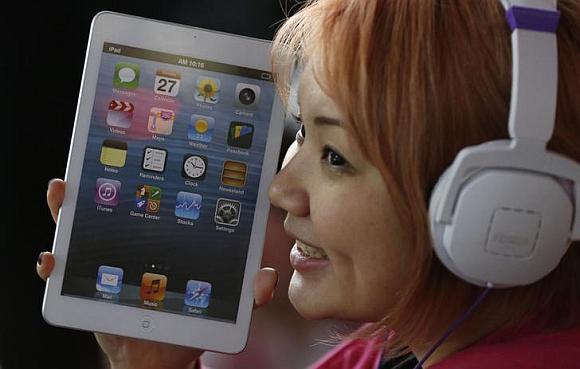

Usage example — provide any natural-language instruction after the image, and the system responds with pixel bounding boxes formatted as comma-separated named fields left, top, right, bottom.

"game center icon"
left=136, top=185, right=162, bottom=214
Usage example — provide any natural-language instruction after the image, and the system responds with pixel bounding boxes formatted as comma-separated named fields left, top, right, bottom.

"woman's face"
left=269, top=65, right=412, bottom=321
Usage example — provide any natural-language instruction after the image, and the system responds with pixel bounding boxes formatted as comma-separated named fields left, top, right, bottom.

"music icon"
left=140, top=273, right=167, bottom=302
left=94, top=178, right=121, bottom=207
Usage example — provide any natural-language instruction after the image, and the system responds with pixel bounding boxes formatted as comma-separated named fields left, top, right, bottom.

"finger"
left=253, top=267, right=278, bottom=308
left=37, top=252, right=55, bottom=281
left=47, top=179, right=66, bottom=223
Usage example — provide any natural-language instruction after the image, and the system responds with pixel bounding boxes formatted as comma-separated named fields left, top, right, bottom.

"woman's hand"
left=37, top=179, right=279, bottom=369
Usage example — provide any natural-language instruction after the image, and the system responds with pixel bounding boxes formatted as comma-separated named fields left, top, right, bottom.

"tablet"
left=42, top=11, right=285, bottom=353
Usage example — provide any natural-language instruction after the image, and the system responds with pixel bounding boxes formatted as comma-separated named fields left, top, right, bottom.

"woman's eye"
left=322, top=146, right=348, bottom=167
left=295, top=120, right=305, bottom=144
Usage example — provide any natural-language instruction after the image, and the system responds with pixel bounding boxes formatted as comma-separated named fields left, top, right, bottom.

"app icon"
left=227, top=122, right=254, bottom=149
left=214, top=198, right=241, bottom=227
left=188, top=114, right=215, bottom=143
left=100, top=140, right=128, bottom=168
left=234, top=83, right=261, bottom=110
left=182, top=154, right=207, bottom=180
left=148, top=108, right=175, bottom=135
left=140, top=273, right=167, bottom=302
left=136, top=185, right=162, bottom=214
left=154, top=70, right=181, bottom=97
left=94, top=178, right=121, bottom=207
left=96, top=265, right=124, bottom=294
left=107, top=100, right=134, bottom=129
left=175, top=192, right=203, bottom=220
left=184, top=280, right=212, bottom=308
left=194, top=76, right=220, bottom=104
left=221, top=160, right=247, bottom=187
left=113, top=62, right=140, bottom=89
left=142, top=147, right=167, bottom=173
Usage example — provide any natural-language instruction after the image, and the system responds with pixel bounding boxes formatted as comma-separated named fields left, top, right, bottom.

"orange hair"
left=272, top=0, right=580, bottom=354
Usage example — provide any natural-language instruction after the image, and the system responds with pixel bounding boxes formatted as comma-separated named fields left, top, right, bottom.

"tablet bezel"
left=42, top=11, right=285, bottom=353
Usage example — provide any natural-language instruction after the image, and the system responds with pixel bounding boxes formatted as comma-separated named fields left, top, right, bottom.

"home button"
left=140, top=315, right=154, bottom=332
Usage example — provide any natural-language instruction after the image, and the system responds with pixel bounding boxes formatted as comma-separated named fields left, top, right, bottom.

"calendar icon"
left=154, top=70, right=181, bottom=97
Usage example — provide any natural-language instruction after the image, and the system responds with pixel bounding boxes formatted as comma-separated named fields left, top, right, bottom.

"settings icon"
left=214, top=198, right=241, bottom=227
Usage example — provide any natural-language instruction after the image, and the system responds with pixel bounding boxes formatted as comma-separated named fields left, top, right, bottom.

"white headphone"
left=429, top=0, right=580, bottom=288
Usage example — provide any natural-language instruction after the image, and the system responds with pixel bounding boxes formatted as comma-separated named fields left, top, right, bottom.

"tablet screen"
left=61, top=42, right=276, bottom=323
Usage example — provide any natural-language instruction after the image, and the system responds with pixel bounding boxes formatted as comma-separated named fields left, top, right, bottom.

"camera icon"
left=234, top=83, right=261, bottom=110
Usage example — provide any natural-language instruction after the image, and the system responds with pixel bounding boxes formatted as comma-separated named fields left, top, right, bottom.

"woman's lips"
left=290, top=242, right=330, bottom=273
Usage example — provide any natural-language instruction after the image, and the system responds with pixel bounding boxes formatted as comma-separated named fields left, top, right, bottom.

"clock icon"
left=182, top=154, right=208, bottom=180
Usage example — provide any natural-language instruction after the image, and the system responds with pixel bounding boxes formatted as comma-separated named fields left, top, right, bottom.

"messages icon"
left=113, top=62, right=140, bottom=89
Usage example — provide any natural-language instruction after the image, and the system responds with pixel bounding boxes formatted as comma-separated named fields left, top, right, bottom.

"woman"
left=37, top=0, right=580, bottom=368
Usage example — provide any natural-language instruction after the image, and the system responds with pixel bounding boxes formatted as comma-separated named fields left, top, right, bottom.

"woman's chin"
left=288, top=270, right=335, bottom=320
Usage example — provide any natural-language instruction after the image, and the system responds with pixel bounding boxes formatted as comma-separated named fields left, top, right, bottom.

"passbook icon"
left=227, top=122, right=254, bottom=149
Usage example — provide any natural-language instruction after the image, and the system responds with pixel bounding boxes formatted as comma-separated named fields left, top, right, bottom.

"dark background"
left=0, top=1, right=299, bottom=368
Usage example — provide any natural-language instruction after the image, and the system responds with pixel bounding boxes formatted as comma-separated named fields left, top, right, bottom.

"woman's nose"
left=268, top=145, right=310, bottom=218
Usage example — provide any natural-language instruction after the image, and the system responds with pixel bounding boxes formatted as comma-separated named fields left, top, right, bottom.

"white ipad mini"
left=42, top=11, right=285, bottom=353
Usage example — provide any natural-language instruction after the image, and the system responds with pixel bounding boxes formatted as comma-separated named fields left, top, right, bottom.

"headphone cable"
left=412, top=282, right=494, bottom=369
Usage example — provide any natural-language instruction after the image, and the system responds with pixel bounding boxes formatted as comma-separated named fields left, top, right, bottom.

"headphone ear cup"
left=428, top=167, right=477, bottom=284
left=430, top=169, right=573, bottom=287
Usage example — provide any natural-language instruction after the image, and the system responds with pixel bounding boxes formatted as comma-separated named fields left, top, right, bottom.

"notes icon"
left=100, top=140, right=128, bottom=168
left=140, top=273, right=167, bottom=302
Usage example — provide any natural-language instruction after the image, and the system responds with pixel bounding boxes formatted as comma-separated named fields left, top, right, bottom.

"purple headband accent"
left=506, top=6, right=561, bottom=33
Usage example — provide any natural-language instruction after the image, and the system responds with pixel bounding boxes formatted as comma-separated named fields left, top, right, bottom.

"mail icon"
left=101, top=273, right=118, bottom=286
left=96, top=265, right=124, bottom=294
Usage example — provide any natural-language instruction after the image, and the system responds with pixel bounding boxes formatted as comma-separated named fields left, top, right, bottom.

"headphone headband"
left=502, top=0, right=560, bottom=144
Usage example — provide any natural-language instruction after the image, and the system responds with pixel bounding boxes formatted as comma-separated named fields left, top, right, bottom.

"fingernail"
left=37, top=252, right=44, bottom=266
left=47, top=178, right=56, bottom=189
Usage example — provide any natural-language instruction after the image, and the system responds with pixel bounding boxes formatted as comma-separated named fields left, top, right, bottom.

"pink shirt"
left=198, top=325, right=580, bottom=369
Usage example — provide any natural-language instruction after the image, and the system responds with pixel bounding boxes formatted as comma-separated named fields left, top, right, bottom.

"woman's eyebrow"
left=314, top=116, right=343, bottom=127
